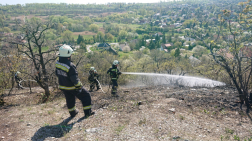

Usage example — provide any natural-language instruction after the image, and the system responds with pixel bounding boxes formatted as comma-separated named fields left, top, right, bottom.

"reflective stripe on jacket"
left=55, top=59, right=82, bottom=90
left=107, top=65, right=120, bottom=80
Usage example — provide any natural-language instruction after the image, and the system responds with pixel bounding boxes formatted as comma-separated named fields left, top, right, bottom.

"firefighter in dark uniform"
left=15, top=71, right=24, bottom=89
left=55, top=44, right=94, bottom=118
left=107, top=60, right=122, bottom=97
left=88, top=67, right=100, bottom=92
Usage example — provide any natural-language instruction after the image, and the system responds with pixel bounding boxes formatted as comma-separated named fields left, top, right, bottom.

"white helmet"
left=90, top=67, right=95, bottom=71
left=59, top=44, right=73, bottom=57
left=113, top=60, right=119, bottom=65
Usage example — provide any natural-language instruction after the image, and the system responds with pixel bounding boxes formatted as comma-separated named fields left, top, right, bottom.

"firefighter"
left=55, top=44, right=94, bottom=118
left=107, top=60, right=122, bottom=97
left=88, top=67, right=100, bottom=92
left=14, top=71, right=24, bottom=89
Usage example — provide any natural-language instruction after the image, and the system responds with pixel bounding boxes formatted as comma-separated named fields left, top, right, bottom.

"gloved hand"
left=118, top=72, right=122, bottom=75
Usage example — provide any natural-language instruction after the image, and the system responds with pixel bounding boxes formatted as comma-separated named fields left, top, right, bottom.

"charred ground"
left=0, top=85, right=252, bottom=141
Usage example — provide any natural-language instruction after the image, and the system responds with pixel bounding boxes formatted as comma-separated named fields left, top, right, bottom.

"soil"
left=0, top=85, right=252, bottom=141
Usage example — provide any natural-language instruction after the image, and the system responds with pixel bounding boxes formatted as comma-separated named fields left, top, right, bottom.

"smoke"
left=122, top=72, right=225, bottom=88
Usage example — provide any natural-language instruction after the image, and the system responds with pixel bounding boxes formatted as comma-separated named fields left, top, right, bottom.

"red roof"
left=164, top=44, right=172, bottom=47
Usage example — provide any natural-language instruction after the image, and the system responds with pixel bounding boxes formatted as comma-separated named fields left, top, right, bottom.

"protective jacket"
left=14, top=74, right=22, bottom=83
left=107, top=65, right=121, bottom=80
left=55, top=57, right=82, bottom=90
left=88, top=70, right=99, bottom=82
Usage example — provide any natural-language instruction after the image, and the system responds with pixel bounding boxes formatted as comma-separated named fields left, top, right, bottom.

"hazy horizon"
left=0, top=0, right=164, bottom=5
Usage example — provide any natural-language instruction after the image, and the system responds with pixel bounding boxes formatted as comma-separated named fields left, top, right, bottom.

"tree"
left=89, top=24, right=99, bottom=33
left=190, top=0, right=252, bottom=112
left=10, top=17, right=58, bottom=103
left=62, top=30, right=74, bottom=44
left=192, top=45, right=208, bottom=57
left=96, top=31, right=105, bottom=42
left=162, top=33, right=166, bottom=44
left=105, top=33, right=114, bottom=41
left=150, top=49, right=166, bottom=72
left=148, top=39, right=155, bottom=50
left=122, top=46, right=130, bottom=53
left=2, top=27, right=11, bottom=33
left=174, top=48, right=180, bottom=58
left=174, top=41, right=182, bottom=48
left=80, top=41, right=87, bottom=52
left=119, top=30, right=128, bottom=39
left=160, top=57, right=176, bottom=74
left=77, top=34, right=84, bottom=44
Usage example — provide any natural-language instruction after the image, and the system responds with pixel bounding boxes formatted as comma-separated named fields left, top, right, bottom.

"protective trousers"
left=62, top=88, right=92, bottom=116
left=111, top=80, right=118, bottom=94
left=90, top=79, right=99, bottom=91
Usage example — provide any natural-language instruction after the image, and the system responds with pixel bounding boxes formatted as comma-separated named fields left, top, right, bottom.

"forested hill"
left=0, top=0, right=245, bottom=16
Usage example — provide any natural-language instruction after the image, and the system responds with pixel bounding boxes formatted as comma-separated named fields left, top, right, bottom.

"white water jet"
left=122, top=72, right=225, bottom=87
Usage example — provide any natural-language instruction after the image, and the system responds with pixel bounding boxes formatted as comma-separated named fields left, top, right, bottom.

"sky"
left=0, top=0, right=161, bottom=5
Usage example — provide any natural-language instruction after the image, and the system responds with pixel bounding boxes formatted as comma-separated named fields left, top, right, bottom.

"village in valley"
left=0, top=0, right=252, bottom=140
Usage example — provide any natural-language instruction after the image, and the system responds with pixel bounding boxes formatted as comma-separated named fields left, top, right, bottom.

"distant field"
left=73, top=31, right=96, bottom=36
left=73, top=34, right=93, bottom=40
left=115, top=23, right=140, bottom=30
left=10, top=15, right=49, bottom=22
left=73, top=31, right=96, bottom=40
left=118, top=51, right=134, bottom=58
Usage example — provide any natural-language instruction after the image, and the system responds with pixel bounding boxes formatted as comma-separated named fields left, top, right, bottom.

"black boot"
left=112, top=94, right=119, bottom=97
left=96, top=86, right=100, bottom=91
left=89, top=86, right=93, bottom=92
left=84, top=109, right=95, bottom=118
left=69, top=109, right=79, bottom=118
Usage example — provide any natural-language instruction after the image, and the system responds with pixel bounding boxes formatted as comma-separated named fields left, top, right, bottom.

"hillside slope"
left=0, top=85, right=252, bottom=141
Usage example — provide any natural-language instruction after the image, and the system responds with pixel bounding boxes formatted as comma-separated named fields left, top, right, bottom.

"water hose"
left=20, top=79, right=37, bottom=83
left=95, top=78, right=106, bottom=93
left=19, top=79, right=37, bottom=89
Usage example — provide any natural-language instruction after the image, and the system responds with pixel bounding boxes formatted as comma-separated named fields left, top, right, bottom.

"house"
left=146, top=39, right=156, bottom=44
left=184, top=37, right=196, bottom=42
left=54, top=44, right=63, bottom=48
left=160, top=22, right=167, bottom=28
left=139, top=19, right=147, bottom=24
left=119, top=43, right=130, bottom=51
left=217, top=49, right=234, bottom=59
left=17, top=35, right=25, bottom=40
left=97, top=43, right=111, bottom=50
left=239, top=43, right=252, bottom=59
left=153, top=13, right=160, bottom=19
left=130, top=39, right=139, bottom=44
left=160, top=43, right=173, bottom=52
left=98, top=43, right=117, bottom=55
left=176, top=28, right=182, bottom=33
left=4, top=33, right=13, bottom=37
left=154, top=20, right=162, bottom=26
left=174, top=23, right=182, bottom=27
left=139, top=46, right=146, bottom=51
left=153, top=32, right=163, bottom=37
left=183, top=41, right=196, bottom=47
left=189, top=56, right=201, bottom=66
left=225, top=35, right=234, bottom=41
left=169, top=25, right=176, bottom=28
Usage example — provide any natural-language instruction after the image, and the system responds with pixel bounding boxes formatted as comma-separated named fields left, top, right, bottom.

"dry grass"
left=1, top=85, right=252, bottom=141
